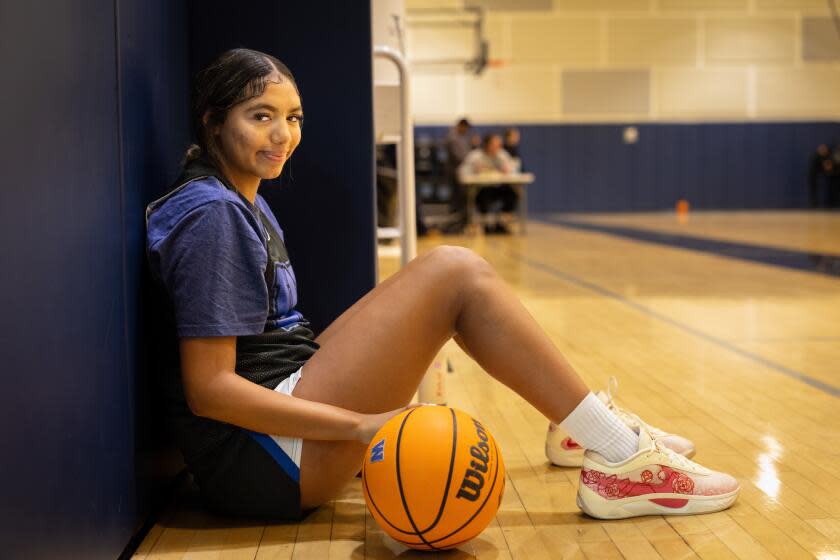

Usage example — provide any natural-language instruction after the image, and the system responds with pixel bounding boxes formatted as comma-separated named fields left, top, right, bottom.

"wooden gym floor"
left=134, top=210, right=840, bottom=559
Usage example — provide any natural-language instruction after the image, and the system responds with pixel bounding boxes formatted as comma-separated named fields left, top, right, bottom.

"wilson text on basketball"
left=456, top=419, right=490, bottom=501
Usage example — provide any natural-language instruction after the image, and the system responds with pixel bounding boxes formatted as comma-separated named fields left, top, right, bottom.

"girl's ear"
left=204, top=110, right=223, bottom=137
left=203, top=110, right=219, bottom=134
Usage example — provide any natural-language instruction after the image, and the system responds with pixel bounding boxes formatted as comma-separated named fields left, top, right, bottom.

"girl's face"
left=214, top=76, right=303, bottom=193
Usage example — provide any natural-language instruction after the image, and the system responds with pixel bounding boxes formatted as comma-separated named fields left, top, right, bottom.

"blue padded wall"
left=0, top=1, right=130, bottom=557
left=418, top=122, right=840, bottom=212
left=0, top=0, right=189, bottom=557
left=117, top=0, right=191, bottom=525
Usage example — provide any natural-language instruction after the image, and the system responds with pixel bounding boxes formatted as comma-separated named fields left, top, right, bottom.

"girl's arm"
left=179, top=336, right=403, bottom=444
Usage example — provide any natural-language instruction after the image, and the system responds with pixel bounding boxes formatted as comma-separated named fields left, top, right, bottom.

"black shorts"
left=188, top=428, right=306, bottom=521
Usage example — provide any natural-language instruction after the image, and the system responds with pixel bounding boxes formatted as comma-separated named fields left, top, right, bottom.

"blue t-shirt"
left=145, top=161, right=318, bottom=463
left=146, top=176, right=305, bottom=337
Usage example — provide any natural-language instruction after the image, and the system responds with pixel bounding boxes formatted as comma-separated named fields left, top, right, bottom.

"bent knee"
left=425, top=245, right=494, bottom=279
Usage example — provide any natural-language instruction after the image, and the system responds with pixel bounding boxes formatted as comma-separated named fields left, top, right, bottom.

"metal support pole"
left=373, top=45, right=446, bottom=404
left=373, top=46, right=417, bottom=266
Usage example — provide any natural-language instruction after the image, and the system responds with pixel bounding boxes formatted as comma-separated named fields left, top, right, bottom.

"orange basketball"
left=361, top=405, right=505, bottom=551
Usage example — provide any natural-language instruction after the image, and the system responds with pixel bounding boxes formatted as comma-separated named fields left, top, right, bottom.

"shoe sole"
left=545, top=443, right=584, bottom=468
left=576, top=483, right=739, bottom=519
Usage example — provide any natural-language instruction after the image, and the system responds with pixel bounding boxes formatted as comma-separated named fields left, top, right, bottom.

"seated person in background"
left=458, top=133, right=520, bottom=234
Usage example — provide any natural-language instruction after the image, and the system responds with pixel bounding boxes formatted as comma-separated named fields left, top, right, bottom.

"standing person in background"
left=445, top=117, right=472, bottom=170
left=444, top=118, right=473, bottom=229
left=503, top=128, right=524, bottom=221
left=809, top=144, right=832, bottom=208
left=830, top=145, right=840, bottom=208
left=503, top=127, right=521, bottom=166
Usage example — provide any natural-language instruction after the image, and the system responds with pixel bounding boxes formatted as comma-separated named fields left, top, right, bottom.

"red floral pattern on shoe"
left=580, top=465, right=701, bottom=500
left=671, top=473, right=695, bottom=494
left=582, top=469, right=601, bottom=485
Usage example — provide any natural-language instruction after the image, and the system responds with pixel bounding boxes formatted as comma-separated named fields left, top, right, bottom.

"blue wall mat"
left=0, top=1, right=129, bottom=558
left=0, top=0, right=189, bottom=557
left=188, top=0, right=378, bottom=334
left=418, top=122, right=840, bottom=212
left=117, top=0, right=191, bottom=530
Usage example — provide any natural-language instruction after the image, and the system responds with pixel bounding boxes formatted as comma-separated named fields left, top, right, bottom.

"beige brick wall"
left=756, top=0, right=827, bottom=10
left=659, top=0, right=747, bottom=11
left=403, top=0, right=840, bottom=123
left=705, top=18, right=796, bottom=63
left=555, top=0, right=649, bottom=9
left=757, top=66, right=840, bottom=116
left=510, top=16, right=600, bottom=63
left=465, top=66, right=559, bottom=120
left=657, top=68, right=748, bottom=116
left=608, top=18, right=697, bottom=64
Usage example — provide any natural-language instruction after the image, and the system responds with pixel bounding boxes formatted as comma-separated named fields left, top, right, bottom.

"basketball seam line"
left=412, top=427, right=502, bottom=547
left=363, top=408, right=457, bottom=538
left=362, top=413, right=418, bottom=536
left=395, top=408, right=441, bottom=550
left=415, top=406, right=458, bottom=535
left=392, top=532, right=479, bottom=550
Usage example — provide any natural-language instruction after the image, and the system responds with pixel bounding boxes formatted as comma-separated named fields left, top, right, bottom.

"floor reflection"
left=754, top=436, right=782, bottom=500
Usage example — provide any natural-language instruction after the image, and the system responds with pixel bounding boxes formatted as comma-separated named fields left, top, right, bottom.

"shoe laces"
left=653, top=439, right=708, bottom=474
left=604, top=376, right=665, bottom=434
left=621, top=410, right=705, bottom=473
left=603, top=377, right=640, bottom=428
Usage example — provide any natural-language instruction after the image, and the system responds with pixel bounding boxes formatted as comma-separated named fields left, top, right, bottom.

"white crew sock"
left=559, top=392, right=639, bottom=463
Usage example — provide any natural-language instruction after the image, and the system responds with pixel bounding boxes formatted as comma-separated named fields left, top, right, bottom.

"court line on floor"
left=533, top=216, right=840, bottom=279
left=725, top=336, right=840, bottom=343
left=498, top=243, right=840, bottom=399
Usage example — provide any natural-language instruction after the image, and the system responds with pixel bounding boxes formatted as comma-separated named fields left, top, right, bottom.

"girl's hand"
left=355, top=404, right=425, bottom=444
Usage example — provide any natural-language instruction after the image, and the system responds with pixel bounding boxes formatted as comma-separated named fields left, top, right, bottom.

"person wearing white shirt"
left=458, top=133, right=520, bottom=234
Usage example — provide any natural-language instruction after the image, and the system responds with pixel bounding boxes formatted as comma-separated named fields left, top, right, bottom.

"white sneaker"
left=546, top=377, right=696, bottom=467
left=576, top=422, right=739, bottom=519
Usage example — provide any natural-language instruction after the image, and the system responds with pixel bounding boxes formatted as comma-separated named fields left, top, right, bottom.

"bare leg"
left=292, top=246, right=589, bottom=509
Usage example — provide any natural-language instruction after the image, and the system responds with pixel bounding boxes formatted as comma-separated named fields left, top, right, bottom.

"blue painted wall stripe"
left=537, top=215, right=840, bottom=279
left=417, top=122, right=840, bottom=212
